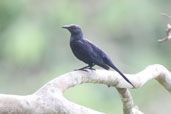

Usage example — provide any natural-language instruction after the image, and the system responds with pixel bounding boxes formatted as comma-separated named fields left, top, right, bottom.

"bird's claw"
left=74, top=65, right=96, bottom=72
left=74, top=69, right=89, bottom=72
left=74, top=68, right=95, bottom=72
left=88, top=68, right=96, bottom=70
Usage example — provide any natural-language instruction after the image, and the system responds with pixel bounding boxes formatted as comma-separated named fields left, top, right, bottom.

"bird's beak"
left=62, top=25, right=70, bottom=29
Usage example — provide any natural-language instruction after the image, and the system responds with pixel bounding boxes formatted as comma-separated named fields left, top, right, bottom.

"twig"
left=158, top=13, right=171, bottom=43
left=161, top=13, right=171, bottom=20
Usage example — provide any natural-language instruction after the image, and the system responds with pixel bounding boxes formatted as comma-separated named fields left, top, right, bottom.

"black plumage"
left=62, top=24, right=134, bottom=88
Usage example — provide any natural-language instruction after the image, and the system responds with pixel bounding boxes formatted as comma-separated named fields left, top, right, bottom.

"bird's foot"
left=74, top=65, right=96, bottom=72
left=74, top=68, right=89, bottom=72
left=88, top=67, right=96, bottom=71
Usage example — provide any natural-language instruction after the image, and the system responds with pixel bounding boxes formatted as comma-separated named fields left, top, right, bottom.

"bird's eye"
left=72, top=26, right=78, bottom=30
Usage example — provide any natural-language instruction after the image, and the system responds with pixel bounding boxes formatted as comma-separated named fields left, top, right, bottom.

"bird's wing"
left=70, top=39, right=96, bottom=63
left=71, top=39, right=104, bottom=63
left=85, top=39, right=108, bottom=59
left=83, top=39, right=107, bottom=62
left=85, top=39, right=116, bottom=66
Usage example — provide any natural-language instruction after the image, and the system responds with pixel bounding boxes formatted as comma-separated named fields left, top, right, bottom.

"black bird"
left=62, top=24, right=134, bottom=88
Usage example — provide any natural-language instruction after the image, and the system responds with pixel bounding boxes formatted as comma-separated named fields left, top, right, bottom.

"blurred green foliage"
left=0, top=0, right=170, bottom=113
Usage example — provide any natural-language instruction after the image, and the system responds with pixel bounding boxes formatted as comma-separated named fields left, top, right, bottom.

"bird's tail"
left=103, top=56, right=135, bottom=88
left=110, top=64, right=135, bottom=88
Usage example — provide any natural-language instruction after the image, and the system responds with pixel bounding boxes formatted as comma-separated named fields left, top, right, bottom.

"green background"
left=0, top=0, right=170, bottom=113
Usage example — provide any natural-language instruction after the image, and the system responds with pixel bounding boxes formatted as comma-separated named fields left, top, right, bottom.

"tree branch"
left=116, top=88, right=144, bottom=114
left=0, top=64, right=170, bottom=114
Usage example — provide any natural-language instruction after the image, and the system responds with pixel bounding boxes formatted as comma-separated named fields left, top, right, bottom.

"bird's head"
left=62, top=24, right=82, bottom=35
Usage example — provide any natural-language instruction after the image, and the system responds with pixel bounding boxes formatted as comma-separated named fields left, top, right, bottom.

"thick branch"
left=116, top=88, right=144, bottom=114
left=0, top=64, right=170, bottom=114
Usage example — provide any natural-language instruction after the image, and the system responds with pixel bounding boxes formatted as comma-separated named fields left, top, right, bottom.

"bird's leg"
left=88, top=64, right=95, bottom=70
left=74, top=65, right=90, bottom=71
left=75, top=64, right=95, bottom=71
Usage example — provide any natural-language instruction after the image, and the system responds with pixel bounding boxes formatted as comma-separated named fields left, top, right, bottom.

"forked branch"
left=158, top=13, right=171, bottom=42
